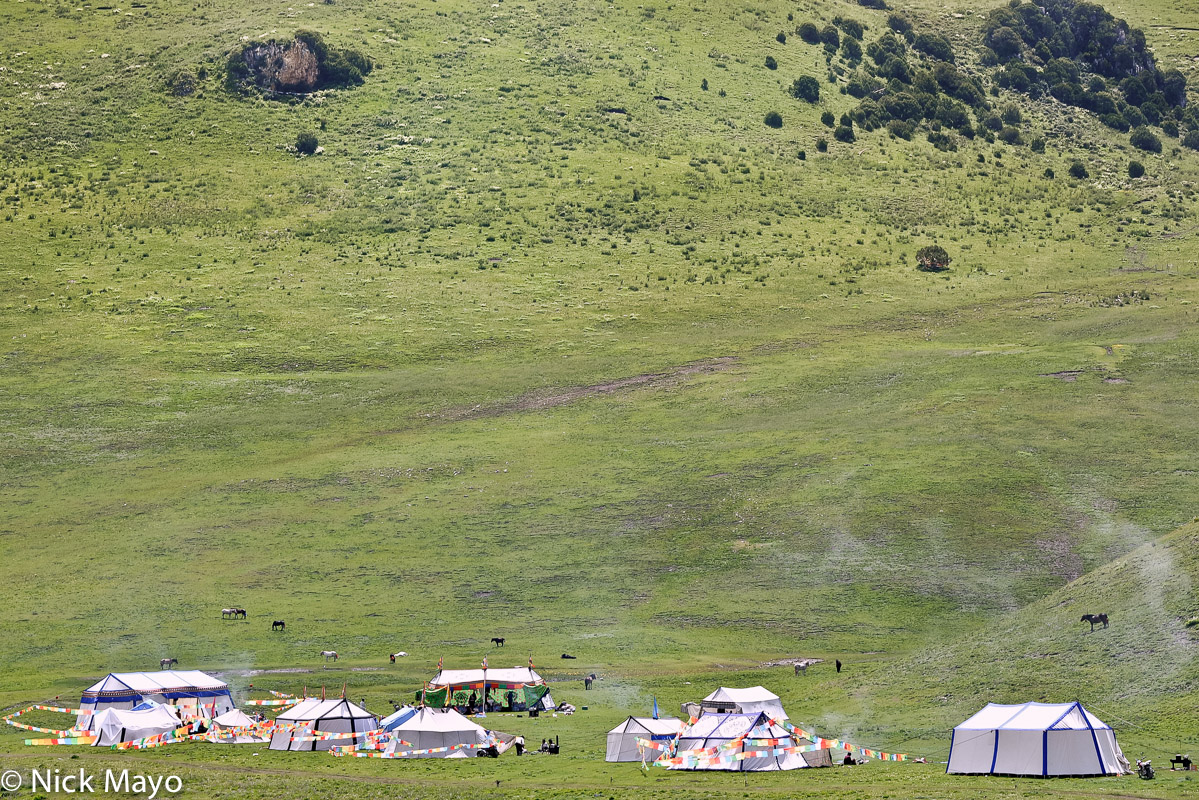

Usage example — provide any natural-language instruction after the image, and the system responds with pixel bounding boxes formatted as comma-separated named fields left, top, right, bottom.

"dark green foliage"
left=986, top=26, right=1023, bottom=60
left=168, top=70, right=198, bottom=97
left=791, top=76, right=821, bottom=103
left=867, top=33, right=907, bottom=67
left=821, top=25, right=841, bottom=50
left=841, top=37, right=862, bottom=63
left=857, top=0, right=888, bottom=9
left=1129, top=126, right=1161, bottom=153
left=1128, top=160, right=1144, bottom=178
left=295, top=131, right=319, bottom=155
left=798, top=22, right=821, bottom=45
left=701, top=78, right=708, bottom=91
left=847, top=72, right=882, bottom=99
left=982, top=113, right=1003, bottom=132
left=765, top=55, right=778, bottom=70
left=821, top=110, right=836, bottom=127
left=886, top=14, right=911, bottom=36
left=927, top=130, right=957, bottom=151
left=1000, top=104, right=1021, bottom=125
left=1100, top=113, right=1130, bottom=132
left=1068, top=160, right=1089, bottom=179
left=883, top=92, right=923, bottom=121
left=777, top=31, right=787, bottom=44
left=880, top=55, right=911, bottom=83
left=797, top=150, right=806, bottom=160
left=916, top=244, right=951, bottom=270
left=764, top=110, right=783, bottom=128
left=1030, top=136, right=1046, bottom=153
left=1044, top=167, right=1056, bottom=178
left=835, top=17, right=864, bottom=41
left=887, top=119, right=914, bottom=139
left=1161, top=119, right=1178, bottom=138
left=1182, top=130, right=1199, bottom=150
left=834, top=124, right=855, bottom=143
left=228, top=30, right=373, bottom=95
left=1123, top=105, right=1147, bottom=128
left=816, top=137, right=829, bottom=152
left=913, top=32, right=954, bottom=63
left=998, top=126, right=1023, bottom=145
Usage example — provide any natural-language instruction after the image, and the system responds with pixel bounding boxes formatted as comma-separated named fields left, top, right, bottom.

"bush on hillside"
left=765, top=55, right=778, bottom=70
left=764, top=111, right=783, bottom=128
left=1183, top=130, right=1199, bottom=150
left=913, top=32, right=954, bottom=62
left=1128, top=160, right=1145, bottom=178
left=791, top=76, right=821, bottom=103
left=916, top=244, right=951, bottom=271
left=834, top=124, right=855, bottom=143
left=227, top=30, right=373, bottom=95
left=295, top=131, right=319, bottom=155
left=1068, top=160, right=1089, bottom=179
left=1129, top=126, right=1162, bottom=153
left=797, top=23, right=821, bottom=45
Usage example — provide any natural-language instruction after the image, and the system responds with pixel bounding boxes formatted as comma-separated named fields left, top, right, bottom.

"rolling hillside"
left=1, top=0, right=1199, bottom=795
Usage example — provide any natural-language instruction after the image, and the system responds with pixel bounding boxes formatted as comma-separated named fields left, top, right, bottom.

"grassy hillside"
left=2, top=0, right=1199, bottom=796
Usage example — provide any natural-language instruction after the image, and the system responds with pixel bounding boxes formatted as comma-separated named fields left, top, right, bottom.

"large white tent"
left=382, top=708, right=491, bottom=758
left=666, top=712, right=829, bottom=771
left=700, top=687, right=789, bottom=720
left=208, top=709, right=270, bottom=744
left=605, top=716, right=681, bottom=762
left=88, top=705, right=182, bottom=746
left=947, top=702, right=1129, bottom=777
left=268, top=698, right=378, bottom=752
left=80, top=671, right=234, bottom=718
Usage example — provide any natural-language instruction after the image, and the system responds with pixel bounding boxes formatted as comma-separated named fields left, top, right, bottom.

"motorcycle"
left=1136, top=758, right=1154, bottom=780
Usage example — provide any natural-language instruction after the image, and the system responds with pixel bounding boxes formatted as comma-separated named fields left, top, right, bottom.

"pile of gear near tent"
left=947, top=701, right=1129, bottom=777
left=269, top=698, right=379, bottom=752
left=606, top=716, right=681, bottom=762
left=416, top=666, right=555, bottom=712
left=79, top=671, right=234, bottom=719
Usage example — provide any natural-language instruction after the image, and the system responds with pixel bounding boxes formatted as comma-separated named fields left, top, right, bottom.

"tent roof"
left=391, top=708, right=487, bottom=735
left=680, top=712, right=791, bottom=740
left=84, top=671, right=229, bottom=695
left=275, top=698, right=375, bottom=722
left=212, top=709, right=257, bottom=728
left=954, top=702, right=1110, bottom=732
left=381, top=706, right=417, bottom=730
left=429, top=667, right=543, bottom=686
left=609, top=717, right=682, bottom=736
left=702, top=686, right=780, bottom=704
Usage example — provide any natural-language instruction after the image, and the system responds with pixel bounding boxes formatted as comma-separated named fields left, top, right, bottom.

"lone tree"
left=764, top=110, right=783, bottom=128
left=916, top=244, right=952, bottom=271
left=791, top=75, right=821, bottom=103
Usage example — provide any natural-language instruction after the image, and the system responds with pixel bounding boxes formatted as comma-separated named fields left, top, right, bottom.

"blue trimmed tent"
left=80, top=671, right=234, bottom=719
left=947, top=702, right=1129, bottom=777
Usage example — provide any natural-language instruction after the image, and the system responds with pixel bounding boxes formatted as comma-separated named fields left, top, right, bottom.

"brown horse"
left=1081, top=613, right=1109, bottom=631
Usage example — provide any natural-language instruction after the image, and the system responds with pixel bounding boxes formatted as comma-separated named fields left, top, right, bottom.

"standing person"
left=835, top=659, right=842, bottom=673
left=514, top=735, right=525, bottom=755
left=468, top=691, right=478, bottom=713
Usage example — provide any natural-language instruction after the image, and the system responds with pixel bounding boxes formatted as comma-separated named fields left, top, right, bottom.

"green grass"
left=2, top=0, right=1199, bottom=796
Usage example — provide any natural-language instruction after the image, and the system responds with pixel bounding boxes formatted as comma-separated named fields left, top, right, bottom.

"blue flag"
left=652, top=696, right=659, bottom=720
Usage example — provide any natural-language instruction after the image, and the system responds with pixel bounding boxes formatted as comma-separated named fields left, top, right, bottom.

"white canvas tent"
left=947, top=702, right=1128, bottom=777
left=666, top=712, right=829, bottom=771
left=382, top=708, right=491, bottom=758
left=80, top=671, right=234, bottom=719
left=268, top=698, right=378, bottom=752
left=606, top=716, right=681, bottom=762
left=700, top=687, right=789, bottom=720
left=208, top=709, right=270, bottom=744
left=89, top=705, right=182, bottom=746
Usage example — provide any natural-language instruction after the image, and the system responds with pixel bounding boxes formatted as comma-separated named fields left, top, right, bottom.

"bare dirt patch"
left=1040, top=370, right=1083, bottom=381
left=759, top=657, right=824, bottom=669
left=441, top=357, right=737, bottom=421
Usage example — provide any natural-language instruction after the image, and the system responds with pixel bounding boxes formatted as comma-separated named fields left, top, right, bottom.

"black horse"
left=271, top=620, right=286, bottom=631
left=1081, top=613, right=1109, bottom=631
left=492, top=637, right=505, bottom=647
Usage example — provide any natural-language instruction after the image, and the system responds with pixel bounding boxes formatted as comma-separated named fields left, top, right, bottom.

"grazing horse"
left=222, top=608, right=236, bottom=619
left=233, top=607, right=247, bottom=619
left=1081, top=613, right=1109, bottom=631
left=492, top=637, right=505, bottom=647
left=160, top=657, right=178, bottom=669
left=271, top=620, right=286, bottom=632
left=794, top=662, right=808, bottom=676
left=321, top=650, right=339, bottom=662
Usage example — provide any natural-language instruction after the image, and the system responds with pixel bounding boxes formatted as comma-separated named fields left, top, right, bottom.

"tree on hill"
left=791, top=76, right=821, bottom=103
left=1129, top=126, right=1162, bottom=153
left=295, top=132, right=319, bottom=155
left=764, top=111, right=783, bottom=128
left=916, top=244, right=951, bottom=271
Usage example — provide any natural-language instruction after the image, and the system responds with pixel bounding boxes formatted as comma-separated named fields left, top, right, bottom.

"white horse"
left=320, top=650, right=338, bottom=662
left=221, top=608, right=236, bottom=619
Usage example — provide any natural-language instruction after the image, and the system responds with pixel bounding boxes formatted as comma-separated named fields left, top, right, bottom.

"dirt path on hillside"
left=440, top=356, right=738, bottom=421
